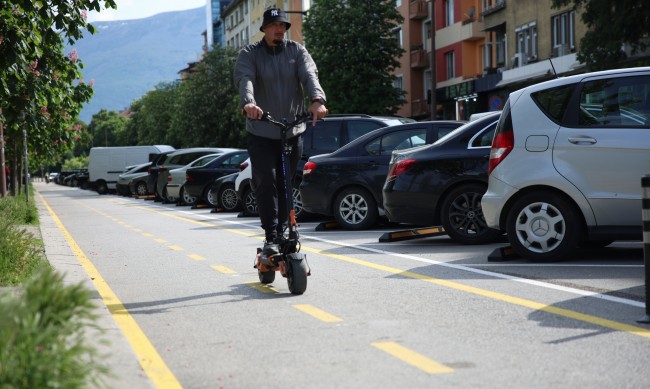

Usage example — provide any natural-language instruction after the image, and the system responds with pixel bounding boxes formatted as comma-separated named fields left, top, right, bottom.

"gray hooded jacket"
left=234, top=39, right=326, bottom=139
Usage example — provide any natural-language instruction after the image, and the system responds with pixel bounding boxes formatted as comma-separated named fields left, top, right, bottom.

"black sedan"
left=184, top=150, right=249, bottom=206
left=300, top=120, right=464, bottom=230
left=382, top=112, right=502, bottom=244
left=209, top=172, right=242, bottom=212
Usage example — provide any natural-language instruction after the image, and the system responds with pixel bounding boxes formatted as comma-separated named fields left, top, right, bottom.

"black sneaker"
left=262, top=240, right=279, bottom=256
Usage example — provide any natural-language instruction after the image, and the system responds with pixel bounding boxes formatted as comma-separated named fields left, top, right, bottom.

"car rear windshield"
left=531, top=83, right=575, bottom=122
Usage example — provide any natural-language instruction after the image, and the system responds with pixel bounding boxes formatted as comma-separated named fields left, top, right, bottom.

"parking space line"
left=293, top=304, right=343, bottom=323
left=371, top=342, right=454, bottom=374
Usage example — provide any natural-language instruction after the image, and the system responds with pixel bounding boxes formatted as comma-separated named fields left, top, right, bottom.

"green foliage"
left=0, top=0, right=117, bottom=175
left=0, top=266, right=110, bottom=388
left=304, top=0, right=406, bottom=114
left=551, top=0, right=650, bottom=70
left=0, top=192, right=45, bottom=285
left=171, top=46, right=246, bottom=148
left=87, top=109, right=129, bottom=147
left=62, top=155, right=89, bottom=170
left=127, top=82, right=180, bottom=147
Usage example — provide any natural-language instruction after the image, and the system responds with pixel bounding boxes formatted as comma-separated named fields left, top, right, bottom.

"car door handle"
left=568, top=136, right=597, bottom=145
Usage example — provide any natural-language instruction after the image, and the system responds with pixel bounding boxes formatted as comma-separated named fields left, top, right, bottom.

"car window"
left=531, top=83, right=575, bottom=122
left=365, top=128, right=428, bottom=156
left=309, top=121, right=341, bottom=153
left=222, top=153, right=248, bottom=168
left=578, top=76, right=650, bottom=127
left=470, top=122, right=498, bottom=147
left=346, top=120, right=384, bottom=142
left=193, top=155, right=219, bottom=167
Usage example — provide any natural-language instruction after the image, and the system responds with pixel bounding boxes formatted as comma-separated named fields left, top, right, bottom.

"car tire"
left=180, top=186, right=196, bottom=206
left=95, top=180, right=108, bottom=195
left=440, top=184, right=501, bottom=245
left=218, top=183, right=240, bottom=211
left=333, top=187, right=378, bottom=230
left=242, top=187, right=258, bottom=216
left=292, top=182, right=312, bottom=221
left=135, top=181, right=148, bottom=196
left=506, top=191, right=582, bottom=262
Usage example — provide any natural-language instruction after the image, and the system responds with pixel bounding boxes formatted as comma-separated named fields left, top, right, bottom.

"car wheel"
left=218, top=183, right=241, bottom=211
left=292, top=183, right=312, bottom=221
left=163, top=186, right=176, bottom=203
left=333, top=187, right=378, bottom=230
left=96, top=180, right=108, bottom=195
left=180, top=186, right=196, bottom=205
left=135, top=181, right=148, bottom=196
left=506, top=191, right=582, bottom=262
left=242, top=187, right=258, bottom=216
left=440, top=184, right=501, bottom=245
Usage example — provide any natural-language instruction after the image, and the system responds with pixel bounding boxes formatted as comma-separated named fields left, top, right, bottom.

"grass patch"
left=0, top=266, right=111, bottom=388
left=0, top=189, right=47, bottom=286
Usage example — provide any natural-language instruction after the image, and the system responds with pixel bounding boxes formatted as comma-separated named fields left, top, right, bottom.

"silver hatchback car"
left=482, top=67, right=650, bottom=261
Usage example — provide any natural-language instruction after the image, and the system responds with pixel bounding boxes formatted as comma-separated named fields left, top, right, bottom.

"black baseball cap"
left=260, top=8, right=291, bottom=32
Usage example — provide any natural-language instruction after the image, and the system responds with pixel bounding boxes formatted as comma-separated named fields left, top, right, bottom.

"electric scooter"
left=254, top=111, right=311, bottom=295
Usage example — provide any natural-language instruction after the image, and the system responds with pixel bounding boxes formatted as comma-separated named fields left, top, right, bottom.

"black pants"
left=247, top=132, right=304, bottom=240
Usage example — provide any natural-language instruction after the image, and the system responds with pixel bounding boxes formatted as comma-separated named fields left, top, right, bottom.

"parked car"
left=166, top=154, right=223, bottom=205
left=62, top=168, right=89, bottom=189
left=300, top=120, right=465, bottom=229
left=482, top=67, right=650, bottom=261
left=382, top=112, right=503, bottom=244
left=156, top=147, right=240, bottom=203
left=236, top=114, right=416, bottom=218
left=146, top=150, right=176, bottom=201
left=209, top=172, right=242, bottom=212
left=184, top=150, right=249, bottom=207
left=116, top=162, right=151, bottom=196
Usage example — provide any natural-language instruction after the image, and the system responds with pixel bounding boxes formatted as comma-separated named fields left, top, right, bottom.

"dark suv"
left=236, top=114, right=416, bottom=218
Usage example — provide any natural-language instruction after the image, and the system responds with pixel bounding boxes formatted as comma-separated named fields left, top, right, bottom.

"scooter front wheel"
left=286, top=253, right=308, bottom=295
left=258, top=269, right=275, bottom=284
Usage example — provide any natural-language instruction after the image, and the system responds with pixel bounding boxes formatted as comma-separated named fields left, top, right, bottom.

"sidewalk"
left=34, top=182, right=155, bottom=389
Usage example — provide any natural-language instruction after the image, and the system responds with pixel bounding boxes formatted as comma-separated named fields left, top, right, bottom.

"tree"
left=126, top=82, right=179, bottom=147
left=0, top=0, right=117, bottom=196
left=552, top=0, right=650, bottom=70
left=170, top=46, right=245, bottom=149
left=87, top=109, right=128, bottom=147
left=303, top=0, right=406, bottom=115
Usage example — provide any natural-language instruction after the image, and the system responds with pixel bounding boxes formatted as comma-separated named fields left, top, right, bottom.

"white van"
left=88, top=145, right=175, bottom=194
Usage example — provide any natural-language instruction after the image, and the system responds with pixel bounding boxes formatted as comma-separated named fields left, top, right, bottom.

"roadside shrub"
left=0, top=267, right=110, bottom=388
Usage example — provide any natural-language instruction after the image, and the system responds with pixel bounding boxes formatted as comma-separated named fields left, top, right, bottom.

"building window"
left=393, top=75, right=403, bottom=91
left=551, top=10, right=575, bottom=56
left=445, top=51, right=455, bottom=79
left=515, top=22, right=537, bottom=61
left=445, top=0, right=454, bottom=27
left=393, top=27, right=403, bottom=48
left=423, top=20, right=431, bottom=50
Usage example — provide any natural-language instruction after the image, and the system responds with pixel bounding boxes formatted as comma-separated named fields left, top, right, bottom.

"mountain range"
left=69, top=7, right=206, bottom=123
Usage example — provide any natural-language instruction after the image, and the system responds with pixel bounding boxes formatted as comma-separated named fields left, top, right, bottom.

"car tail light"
left=303, top=161, right=316, bottom=175
left=488, top=104, right=514, bottom=175
left=239, top=161, right=248, bottom=171
left=159, top=167, right=167, bottom=173
left=386, top=159, right=416, bottom=181
left=186, top=173, right=193, bottom=182
left=147, top=167, right=152, bottom=174
left=168, top=175, right=173, bottom=182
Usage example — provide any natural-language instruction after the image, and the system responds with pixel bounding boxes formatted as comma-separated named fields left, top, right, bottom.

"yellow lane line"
left=371, top=342, right=454, bottom=374
left=293, top=304, right=343, bottom=323
left=168, top=245, right=183, bottom=251
left=111, top=199, right=650, bottom=340
left=38, top=193, right=182, bottom=388
left=154, top=238, right=167, bottom=243
left=245, top=281, right=278, bottom=294
left=142, top=233, right=154, bottom=237
left=211, top=265, right=236, bottom=274
left=187, top=254, right=206, bottom=261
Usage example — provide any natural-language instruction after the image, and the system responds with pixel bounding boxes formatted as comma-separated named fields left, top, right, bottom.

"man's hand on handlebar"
left=308, top=101, right=328, bottom=126
left=243, top=103, right=263, bottom=120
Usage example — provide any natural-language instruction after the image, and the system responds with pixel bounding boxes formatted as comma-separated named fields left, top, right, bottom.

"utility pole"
left=429, top=0, right=437, bottom=120
left=0, top=108, right=6, bottom=197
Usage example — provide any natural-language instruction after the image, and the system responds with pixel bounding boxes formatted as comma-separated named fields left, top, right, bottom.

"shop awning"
left=495, top=69, right=551, bottom=88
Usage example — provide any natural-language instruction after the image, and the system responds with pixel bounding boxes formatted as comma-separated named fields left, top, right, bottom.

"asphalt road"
left=34, top=182, right=649, bottom=389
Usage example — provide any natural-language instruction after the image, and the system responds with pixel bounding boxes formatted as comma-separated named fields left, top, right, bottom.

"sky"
left=86, top=0, right=206, bottom=22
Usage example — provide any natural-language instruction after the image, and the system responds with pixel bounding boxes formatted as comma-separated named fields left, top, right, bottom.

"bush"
left=0, top=267, right=110, bottom=388
left=0, top=190, right=45, bottom=286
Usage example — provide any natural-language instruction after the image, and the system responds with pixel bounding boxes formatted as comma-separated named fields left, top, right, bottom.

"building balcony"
left=409, top=0, right=428, bottom=20
left=410, top=49, right=429, bottom=68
